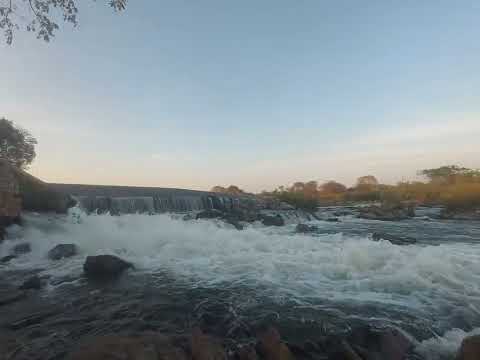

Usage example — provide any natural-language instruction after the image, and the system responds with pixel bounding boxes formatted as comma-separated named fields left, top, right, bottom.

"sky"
left=1, top=0, right=479, bottom=192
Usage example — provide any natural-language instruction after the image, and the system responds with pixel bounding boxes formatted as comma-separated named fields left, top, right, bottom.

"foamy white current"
left=1, top=208, right=480, bottom=357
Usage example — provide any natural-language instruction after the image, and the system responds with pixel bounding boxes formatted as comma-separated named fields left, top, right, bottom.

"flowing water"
left=1, top=207, right=480, bottom=359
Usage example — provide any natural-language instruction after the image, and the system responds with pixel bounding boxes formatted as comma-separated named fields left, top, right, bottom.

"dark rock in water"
left=347, top=325, right=414, bottom=360
left=191, top=327, right=226, bottom=360
left=0, top=255, right=16, bottom=263
left=256, top=327, right=295, bottom=360
left=261, top=215, right=285, bottom=227
left=236, top=345, right=258, bottom=360
left=358, top=203, right=415, bottom=221
left=83, top=255, right=133, bottom=280
left=69, top=334, right=188, bottom=360
left=224, top=217, right=244, bottom=230
left=48, top=244, right=78, bottom=260
left=326, top=217, right=339, bottom=222
left=196, top=209, right=224, bottom=220
left=19, top=275, right=42, bottom=290
left=372, top=232, right=416, bottom=245
left=456, top=335, right=480, bottom=360
left=440, top=209, right=480, bottom=221
left=295, top=224, right=318, bottom=233
left=13, top=242, right=31, bottom=255
left=328, top=340, right=362, bottom=360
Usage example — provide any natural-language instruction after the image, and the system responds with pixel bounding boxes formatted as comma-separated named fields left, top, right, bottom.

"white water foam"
left=1, top=208, right=480, bottom=318
left=416, top=327, right=480, bottom=360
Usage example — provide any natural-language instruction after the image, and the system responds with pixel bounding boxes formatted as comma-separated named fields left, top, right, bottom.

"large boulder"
left=372, top=232, right=416, bottom=246
left=456, top=335, right=480, bottom=360
left=48, top=244, right=78, bottom=260
left=261, top=215, right=285, bottom=227
left=83, top=255, right=133, bottom=280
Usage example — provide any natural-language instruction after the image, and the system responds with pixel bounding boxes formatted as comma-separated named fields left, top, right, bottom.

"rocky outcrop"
left=440, top=209, right=480, bottom=221
left=0, top=255, right=16, bottom=263
left=456, top=335, right=480, bottom=360
left=190, top=327, right=226, bottom=360
left=48, top=244, right=78, bottom=260
left=83, top=255, right=133, bottom=280
left=261, top=214, right=285, bottom=227
left=372, top=232, right=417, bottom=245
left=196, top=209, right=224, bottom=220
left=358, top=203, right=415, bottom=221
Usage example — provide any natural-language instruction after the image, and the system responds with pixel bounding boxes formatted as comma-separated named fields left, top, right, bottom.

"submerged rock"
left=456, top=335, right=480, bottom=360
left=69, top=334, right=188, bottom=360
left=256, top=327, right=295, bottom=360
left=19, top=275, right=42, bottom=290
left=83, top=255, right=133, bottom=280
left=261, top=215, right=285, bottom=227
left=48, top=244, right=78, bottom=260
left=0, top=255, right=16, bottom=263
left=371, top=232, right=417, bottom=245
left=12, top=242, right=31, bottom=255
left=295, top=224, right=318, bottom=233
left=196, top=209, right=224, bottom=220
left=191, top=327, right=226, bottom=360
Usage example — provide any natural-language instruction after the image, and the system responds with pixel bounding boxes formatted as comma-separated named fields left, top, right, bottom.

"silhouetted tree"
left=0, top=118, right=37, bottom=169
left=356, top=175, right=379, bottom=187
left=319, top=181, right=347, bottom=194
left=0, top=0, right=127, bottom=44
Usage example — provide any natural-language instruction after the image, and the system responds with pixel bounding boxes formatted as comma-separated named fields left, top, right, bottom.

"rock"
left=69, top=334, right=188, bottom=360
left=456, top=335, right=480, bottom=360
left=19, top=275, right=42, bottom=290
left=12, top=242, right=31, bottom=255
left=371, top=232, right=416, bottom=245
left=236, top=346, right=258, bottom=360
left=261, top=215, right=285, bottom=227
left=83, top=255, right=133, bottom=280
left=191, top=327, right=226, bottom=360
left=440, top=209, right=480, bottom=221
left=196, top=209, right=224, bottom=220
left=256, top=327, right=295, bottom=360
left=358, top=203, right=415, bottom=221
left=48, top=243, right=78, bottom=260
left=326, top=217, right=339, bottom=222
left=225, top=217, right=244, bottom=230
left=347, top=326, right=414, bottom=360
left=0, top=255, right=16, bottom=263
left=295, top=224, right=318, bottom=233
left=328, top=340, right=362, bottom=360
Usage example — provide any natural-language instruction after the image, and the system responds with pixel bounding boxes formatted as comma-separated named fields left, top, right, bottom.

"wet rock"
left=328, top=340, right=362, bottom=360
left=1, top=254, right=16, bottom=263
left=225, top=217, right=244, bottom=230
left=256, top=327, right=295, bottom=360
left=261, top=215, right=285, bottom=227
left=347, top=325, right=414, bottom=360
left=295, top=224, right=318, bottom=233
left=83, top=255, right=133, bottom=280
left=19, top=275, right=42, bottom=290
left=13, top=242, right=31, bottom=255
left=440, top=209, right=480, bottom=221
left=69, top=334, right=188, bottom=360
left=191, top=327, right=226, bottom=360
left=196, top=209, right=225, bottom=220
left=358, top=203, right=415, bottom=221
left=456, top=335, right=480, bottom=360
left=326, top=217, right=339, bottom=222
left=48, top=243, right=78, bottom=260
left=371, top=232, right=417, bottom=245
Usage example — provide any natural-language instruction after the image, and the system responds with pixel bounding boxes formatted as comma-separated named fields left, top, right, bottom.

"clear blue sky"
left=2, top=0, right=479, bottom=192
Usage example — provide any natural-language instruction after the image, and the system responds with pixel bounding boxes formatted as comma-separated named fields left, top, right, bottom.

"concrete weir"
left=49, top=183, right=254, bottom=214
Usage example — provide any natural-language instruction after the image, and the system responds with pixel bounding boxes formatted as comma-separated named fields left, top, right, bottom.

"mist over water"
left=1, top=208, right=480, bottom=358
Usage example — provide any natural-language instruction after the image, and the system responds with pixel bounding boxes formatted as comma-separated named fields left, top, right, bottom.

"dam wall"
left=49, top=183, right=257, bottom=214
